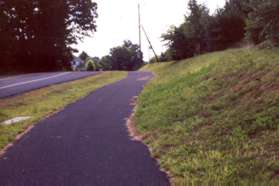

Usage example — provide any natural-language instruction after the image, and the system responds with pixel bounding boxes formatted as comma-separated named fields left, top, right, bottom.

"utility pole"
left=138, top=3, right=142, bottom=52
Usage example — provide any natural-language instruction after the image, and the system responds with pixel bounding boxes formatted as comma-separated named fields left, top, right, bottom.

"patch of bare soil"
left=126, top=96, right=146, bottom=142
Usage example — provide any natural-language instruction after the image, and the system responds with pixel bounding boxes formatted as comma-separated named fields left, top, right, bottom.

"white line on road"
left=0, top=76, right=17, bottom=81
left=0, top=72, right=71, bottom=90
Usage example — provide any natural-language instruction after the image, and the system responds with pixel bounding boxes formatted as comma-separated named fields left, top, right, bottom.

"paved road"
left=0, top=72, right=98, bottom=98
left=0, top=72, right=169, bottom=186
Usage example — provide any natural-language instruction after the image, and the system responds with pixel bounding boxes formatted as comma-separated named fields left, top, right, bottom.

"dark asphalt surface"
left=0, top=72, right=98, bottom=98
left=0, top=72, right=170, bottom=186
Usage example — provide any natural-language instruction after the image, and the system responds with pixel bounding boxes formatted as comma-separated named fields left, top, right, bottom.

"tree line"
left=154, top=0, right=279, bottom=62
left=78, top=40, right=143, bottom=71
left=0, top=0, right=98, bottom=73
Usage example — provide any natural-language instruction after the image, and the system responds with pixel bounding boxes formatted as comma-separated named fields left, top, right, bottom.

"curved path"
left=0, top=72, right=169, bottom=186
left=0, top=72, right=99, bottom=98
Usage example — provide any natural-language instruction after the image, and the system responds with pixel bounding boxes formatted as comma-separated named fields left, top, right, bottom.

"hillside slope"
left=135, top=48, right=279, bottom=185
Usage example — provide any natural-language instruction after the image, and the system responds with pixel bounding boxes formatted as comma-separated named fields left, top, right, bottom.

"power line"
left=141, top=25, right=159, bottom=62
left=138, top=2, right=159, bottom=62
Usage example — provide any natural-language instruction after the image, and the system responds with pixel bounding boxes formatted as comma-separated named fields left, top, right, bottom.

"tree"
left=100, top=55, right=113, bottom=71
left=162, top=25, right=195, bottom=60
left=0, top=0, right=98, bottom=72
left=186, top=0, right=211, bottom=54
left=79, top=51, right=90, bottom=61
left=246, top=0, right=279, bottom=46
left=110, top=40, right=143, bottom=71
left=161, top=0, right=250, bottom=61
left=86, top=61, right=95, bottom=71
left=208, top=1, right=247, bottom=51
left=85, top=58, right=98, bottom=71
left=162, top=0, right=210, bottom=60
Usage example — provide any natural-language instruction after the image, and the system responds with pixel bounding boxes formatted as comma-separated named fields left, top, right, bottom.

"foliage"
left=110, top=40, right=143, bottom=71
left=246, top=0, right=279, bottom=46
left=85, top=57, right=96, bottom=71
left=0, top=0, right=98, bottom=73
left=80, top=51, right=90, bottom=61
left=100, top=55, right=113, bottom=71
left=137, top=48, right=279, bottom=184
left=86, top=61, right=95, bottom=71
left=162, top=0, right=211, bottom=60
left=208, top=0, right=248, bottom=51
left=98, top=40, right=143, bottom=71
left=161, top=0, right=279, bottom=60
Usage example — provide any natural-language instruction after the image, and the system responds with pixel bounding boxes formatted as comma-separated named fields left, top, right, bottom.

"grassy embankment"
left=136, top=48, right=279, bottom=185
left=0, top=72, right=127, bottom=151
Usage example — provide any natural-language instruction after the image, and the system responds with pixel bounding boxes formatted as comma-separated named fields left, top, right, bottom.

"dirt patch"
left=126, top=115, right=146, bottom=142
left=126, top=97, right=146, bottom=142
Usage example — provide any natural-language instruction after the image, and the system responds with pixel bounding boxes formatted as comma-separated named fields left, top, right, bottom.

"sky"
left=75, top=0, right=226, bottom=61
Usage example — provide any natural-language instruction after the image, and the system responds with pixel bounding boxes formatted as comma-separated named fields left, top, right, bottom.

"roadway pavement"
left=0, top=72, right=98, bottom=98
left=0, top=72, right=170, bottom=186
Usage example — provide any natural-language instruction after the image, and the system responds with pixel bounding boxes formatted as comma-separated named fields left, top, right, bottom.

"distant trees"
left=99, top=55, right=113, bottom=71
left=76, top=41, right=143, bottom=71
left=110, top=41, right=143, bottom=71
left=99, top=40, right=143, bottom=71
left=86, top=58, right=100, bottom=71
left=0, top=0, right=98, bottom=73
left=161, top=0, right=279, bottom=61
left=79, top=51, right=90, bottom=62
left=75, top=52, right=101, bottom=71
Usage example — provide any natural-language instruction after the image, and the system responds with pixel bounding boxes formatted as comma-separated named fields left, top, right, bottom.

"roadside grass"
left=0, top=72, right=127, bottom=151
left=136, top=48, right=279, bottom=185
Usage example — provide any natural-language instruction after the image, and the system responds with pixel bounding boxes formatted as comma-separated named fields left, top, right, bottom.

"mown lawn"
left=136, top=48, right=279, bottom=185
left=0, top=72, right=127, bottom=151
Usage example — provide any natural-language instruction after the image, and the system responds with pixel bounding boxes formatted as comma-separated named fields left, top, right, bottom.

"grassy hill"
left=135, top=48, right=279, bottom=185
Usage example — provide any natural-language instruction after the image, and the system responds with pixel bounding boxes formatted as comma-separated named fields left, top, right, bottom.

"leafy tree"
left=0, top=0, right=98, bottom=72
left=162, top=0, right=250, bottom=61
left=246, top=0, right=279, bottom=46
left=110, top=40, right=143, bottom=71
left=162, top=25, right=195, bottom=60
left=208, top=0, right=247, bottom=51
left=162, top=0, right=210, bottom=60
left=86, top=58, right=99, bottom=71
left=92, top=57, right=101, bottom=64
left=186, top=0, right=211, bottom=54
left=100, top=55, right=113, bottom=71
left=86, top=61, right=95, bottom=71
left=79, top=51, right=90, bottom=61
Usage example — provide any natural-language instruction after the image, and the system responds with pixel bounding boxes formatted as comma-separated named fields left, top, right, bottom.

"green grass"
left=136, top=48, right=279, bottom=185
left=0, top=72, right=127, bottom=150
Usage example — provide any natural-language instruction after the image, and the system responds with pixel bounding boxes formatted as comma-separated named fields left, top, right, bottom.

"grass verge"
left=0, top=72, right=127, bottom=151
left=136, top=48, right=279, bottom=185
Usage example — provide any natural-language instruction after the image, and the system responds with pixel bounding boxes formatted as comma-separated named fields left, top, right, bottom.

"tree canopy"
left=161, top=0, right=279, bottom=61
left=99, top=40, right=143, bottom=71
left=0, top=0, right=98, bottom=73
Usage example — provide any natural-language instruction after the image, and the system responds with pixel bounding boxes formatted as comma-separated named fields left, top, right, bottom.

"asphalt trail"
left=0, top=72, right=170, bottom=186
left=0, top=72, right=98, bottom=98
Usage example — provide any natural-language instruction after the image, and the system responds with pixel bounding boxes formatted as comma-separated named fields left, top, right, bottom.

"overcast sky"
left=75, top=0, right=226, bottom=61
